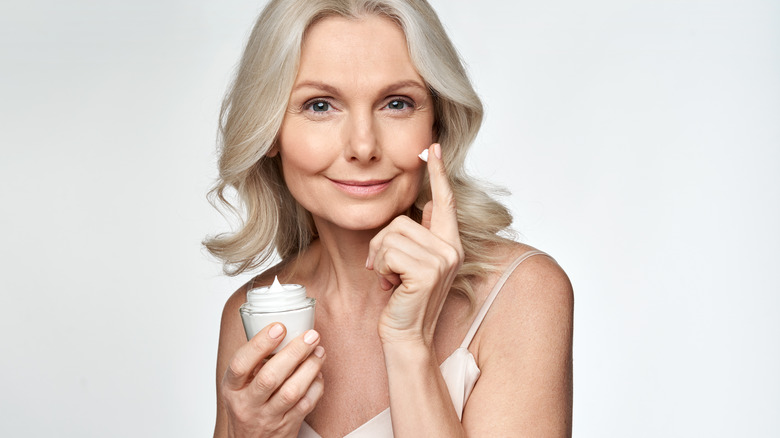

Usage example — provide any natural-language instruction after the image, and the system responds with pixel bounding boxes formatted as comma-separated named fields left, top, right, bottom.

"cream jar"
left=239, top=276, right=316, bottom=353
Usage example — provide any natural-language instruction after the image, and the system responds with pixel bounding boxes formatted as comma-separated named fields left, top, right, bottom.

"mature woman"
left=206, top=0, right=573, bottom=436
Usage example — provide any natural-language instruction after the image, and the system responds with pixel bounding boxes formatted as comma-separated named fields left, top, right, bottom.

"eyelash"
left=303, top=99, right=333, bottom=113
left=384, top=97, right=415, bottom=111
left=300, top=96, right=416, bottom=115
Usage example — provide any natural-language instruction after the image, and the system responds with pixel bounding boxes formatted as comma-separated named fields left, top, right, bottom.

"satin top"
left=298, top=250, right=547, bottom=437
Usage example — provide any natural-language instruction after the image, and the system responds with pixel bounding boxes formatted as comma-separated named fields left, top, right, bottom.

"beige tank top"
left=298, top=250, right=547, bottom=437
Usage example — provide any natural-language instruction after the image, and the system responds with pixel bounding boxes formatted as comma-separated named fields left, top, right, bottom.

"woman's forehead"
left=295, top=15, right=420, bottom=88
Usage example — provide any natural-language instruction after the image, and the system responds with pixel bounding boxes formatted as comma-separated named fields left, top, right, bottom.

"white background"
left=1, top=0, right=778, bottom=436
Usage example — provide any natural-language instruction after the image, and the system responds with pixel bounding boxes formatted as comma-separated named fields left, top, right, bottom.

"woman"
left=206, top=0, right=573, bottom=436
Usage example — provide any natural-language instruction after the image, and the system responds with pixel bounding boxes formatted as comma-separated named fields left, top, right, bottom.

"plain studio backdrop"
left=1, top=0, right=778, bottom=436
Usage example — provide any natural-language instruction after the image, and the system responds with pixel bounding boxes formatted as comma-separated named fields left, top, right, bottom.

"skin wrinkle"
left=213, top=7, right=572, bottom=437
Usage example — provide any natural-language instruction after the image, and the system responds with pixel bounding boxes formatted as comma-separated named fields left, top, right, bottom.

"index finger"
left=423, top=143, right=459, bottom=242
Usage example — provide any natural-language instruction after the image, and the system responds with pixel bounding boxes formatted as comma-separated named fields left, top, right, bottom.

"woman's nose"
left=344, top=110, right=380, bottom=163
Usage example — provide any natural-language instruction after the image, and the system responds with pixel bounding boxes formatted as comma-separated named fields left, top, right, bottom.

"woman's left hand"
left=366, top=143, right=464, bottom=347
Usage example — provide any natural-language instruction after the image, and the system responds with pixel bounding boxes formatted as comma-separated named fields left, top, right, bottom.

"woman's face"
left=276, top=14, right=434, bottom=233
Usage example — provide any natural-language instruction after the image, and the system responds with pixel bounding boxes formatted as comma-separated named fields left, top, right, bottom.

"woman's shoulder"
left=463, top=241, right=573, bottom=430
left=472, top=241, right=573, bottom=362
left=479, top=240, right=571, bottom=294
left=493, top=240, right=572, bottom=315
left=491, top=240, right=570, bottom=291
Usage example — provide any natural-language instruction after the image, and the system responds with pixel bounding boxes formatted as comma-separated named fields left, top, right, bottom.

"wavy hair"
left=204, top=0, right=514, bottom=307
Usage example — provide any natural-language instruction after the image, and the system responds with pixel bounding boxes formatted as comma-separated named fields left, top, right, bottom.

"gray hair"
left=205, top=0, right=513, bottom=306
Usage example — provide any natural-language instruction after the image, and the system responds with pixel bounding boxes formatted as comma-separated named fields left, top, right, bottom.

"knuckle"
left=225, top=356, right=248, bottom=380
left=383, top=232, right=401, bottom=246
left=445, top=245, right=461, bottom=265
left=381, top=250, right=401, bottom=273
left=436, top=242, right=460, bottom=265
left=392, top=215, right=413, bottom=226
left=224, top=366, right=240, bottom=383
left=296, top=396, right=313, bottom=414
left=254, top=369, right=278, bottom=393
left=369, top=236, right=382, bottom=253
left=433, top=251, right=448, bottom=269
left=383, top=247, right=397, bottom=262
left=297, top=380, right=323, bottom=415
left=231, top=405, right=253, bottom=424
left=279, top=385, right=300, bottom=406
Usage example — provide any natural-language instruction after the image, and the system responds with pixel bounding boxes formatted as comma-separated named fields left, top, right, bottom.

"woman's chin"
left=317, top=209, right=409, bottom=233
left=330, top=218, right=392, bottom=233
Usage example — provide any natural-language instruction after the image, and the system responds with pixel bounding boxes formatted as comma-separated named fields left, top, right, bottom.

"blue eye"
left=387, top=99, right=410, bottom=110
left=310, top=101, right=330, bottom=112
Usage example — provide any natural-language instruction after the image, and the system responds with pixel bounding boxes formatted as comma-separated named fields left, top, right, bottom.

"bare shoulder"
left=463, top=242, right=573, bottom=435
left=475, top=242, right=573, bottom=360
left=503, top=244, right=572, bottom=313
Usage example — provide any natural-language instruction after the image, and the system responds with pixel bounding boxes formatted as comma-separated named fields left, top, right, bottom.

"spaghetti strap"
left=459, top=250, right=550, bottom=349
left=300, top=250, right=553, bottom=437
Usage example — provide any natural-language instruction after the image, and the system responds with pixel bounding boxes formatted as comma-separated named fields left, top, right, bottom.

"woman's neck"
left=303, top=223, right=391, bottom=314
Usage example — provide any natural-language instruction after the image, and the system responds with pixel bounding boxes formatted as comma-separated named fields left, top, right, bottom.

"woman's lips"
left=329, top=178, right=392, bottom=196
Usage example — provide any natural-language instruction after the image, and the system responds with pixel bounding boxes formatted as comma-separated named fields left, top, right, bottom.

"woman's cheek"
left=279, top=125, right=339, bottom=172
left=383, top=124, right=433, bottom=166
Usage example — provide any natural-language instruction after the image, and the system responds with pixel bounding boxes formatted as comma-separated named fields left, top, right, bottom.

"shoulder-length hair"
left=205, top=0, right=513, bottom=307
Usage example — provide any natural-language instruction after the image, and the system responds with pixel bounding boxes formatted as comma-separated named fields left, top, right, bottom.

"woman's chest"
left=304, top=332, right=389, bottom=437
left=302, top=291, right=480, bottom=437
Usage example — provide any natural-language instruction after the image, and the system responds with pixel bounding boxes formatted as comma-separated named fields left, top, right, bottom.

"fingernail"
left=365, top=257, right=370, bottom=269
left=314, top=346, right=325, bottom=358
left=268, top=323, right=284, bottom=339
left=304, top=330, right=319, bottom=345
left=433, top=143, right=442, bottom=159
left=418, top=148, right=429, bottom=162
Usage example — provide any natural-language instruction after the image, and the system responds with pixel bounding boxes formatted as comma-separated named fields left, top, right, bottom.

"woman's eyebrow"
left=292, top=79, right=428, bottom=96
left=292, top=81, right=340, bottom=95
left=377, top=80, right=428, bottom=95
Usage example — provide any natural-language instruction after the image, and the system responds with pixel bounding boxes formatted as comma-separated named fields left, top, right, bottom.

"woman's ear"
left=267, top=143, right=279, bottom=157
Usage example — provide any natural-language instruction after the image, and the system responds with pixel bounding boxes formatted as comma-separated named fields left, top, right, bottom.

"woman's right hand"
left=220, top=323, right=325, bottom=438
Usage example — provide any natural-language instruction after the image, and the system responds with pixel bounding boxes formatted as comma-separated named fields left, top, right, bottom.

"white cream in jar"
left=239, top=276, right=316, bottom=353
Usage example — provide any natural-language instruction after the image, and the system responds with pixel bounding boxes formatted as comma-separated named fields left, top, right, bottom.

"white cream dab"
left=269, top=275, right=285, bottom=292
left=418, top=148, right=429, bottom=162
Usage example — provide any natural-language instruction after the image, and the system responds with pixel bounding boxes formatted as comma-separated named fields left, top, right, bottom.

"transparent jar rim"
left=239, top=297, right=316, bottom=314
left=248, top=283, right=305, bottom=293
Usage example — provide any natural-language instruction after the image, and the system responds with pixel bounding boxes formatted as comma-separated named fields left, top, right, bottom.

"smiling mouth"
left=329, top=178, right=392, bottom=196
